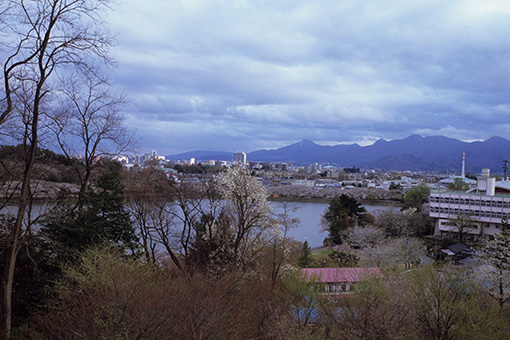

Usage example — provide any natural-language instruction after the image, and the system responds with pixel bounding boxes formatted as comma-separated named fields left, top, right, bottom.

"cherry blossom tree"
left=212, top=166, right=275, bottom=272
left=476, top=222, right=510, bottom=308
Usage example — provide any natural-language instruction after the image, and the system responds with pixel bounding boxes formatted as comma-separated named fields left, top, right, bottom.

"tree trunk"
left=0, top=139, right=37, bottom=339
left=499, top=271, right=504, bottom=309
left=1, top=251, right=16, bottom=340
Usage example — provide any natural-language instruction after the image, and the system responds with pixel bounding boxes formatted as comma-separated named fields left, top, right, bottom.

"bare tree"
left=172, top=179, right=216, bottom=265
left=125, top=168, right=183, bottom=269
left=324, top=275, right=411, bottom=340
left=125, top=168, right=163, bottom=263
left=269, top=202, right=299, bottom=287
left=0, top=1, right=115, bottom=337
left=475, top=223, right=510, bottom=308
left=126, top=169, right=219, bottom=272
left=450, top=213, right=477, bottom=242
left=407, top=266, right=472, bottom=340
left=49, top=73, right=133, bottom=202
left=375, top=207, right=406, bottom=236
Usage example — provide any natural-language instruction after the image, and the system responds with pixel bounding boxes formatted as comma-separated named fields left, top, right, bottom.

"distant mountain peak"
left=281, top=140, right=319, bottom=150
left=485, top=136, right=507, bottom=143
left=373, top=138, right=388, bottom=145
left=298, top=140, right=316, bottom=146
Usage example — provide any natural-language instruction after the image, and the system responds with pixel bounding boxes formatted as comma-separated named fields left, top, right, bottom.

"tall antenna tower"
left=504, top=159, right=508, bottom=181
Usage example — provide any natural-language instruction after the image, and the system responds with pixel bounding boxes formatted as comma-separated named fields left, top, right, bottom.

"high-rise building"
left=233, top=152, right=246, bottom=165
left=309, top=163, right=321, bottom=172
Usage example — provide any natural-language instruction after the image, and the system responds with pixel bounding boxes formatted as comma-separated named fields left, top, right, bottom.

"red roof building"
left=301, top=267, right=383, bottom=294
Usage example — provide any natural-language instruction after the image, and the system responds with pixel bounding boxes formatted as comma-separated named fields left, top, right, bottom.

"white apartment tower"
left=233, top=151, right=247, bottom=165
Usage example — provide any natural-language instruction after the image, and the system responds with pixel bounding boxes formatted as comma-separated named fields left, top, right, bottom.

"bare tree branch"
left=0, top=1, right=117, bottom=337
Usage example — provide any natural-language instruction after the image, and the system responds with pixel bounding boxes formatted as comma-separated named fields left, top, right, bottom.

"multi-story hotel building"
left=429, top=169, right=510, bottom=240
left=233, top=151, right=247, bottom=165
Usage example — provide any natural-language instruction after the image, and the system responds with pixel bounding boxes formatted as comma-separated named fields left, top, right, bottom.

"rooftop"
left=431, top=189, right=510, bottom=198
left=301, top=267, right=383, bottom=283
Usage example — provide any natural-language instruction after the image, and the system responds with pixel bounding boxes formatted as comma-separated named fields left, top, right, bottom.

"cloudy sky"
left=108, top=0, right=510, bottom=155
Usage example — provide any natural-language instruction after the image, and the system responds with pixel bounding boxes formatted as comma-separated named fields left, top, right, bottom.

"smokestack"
left=461, top=153, right=466, bottom=179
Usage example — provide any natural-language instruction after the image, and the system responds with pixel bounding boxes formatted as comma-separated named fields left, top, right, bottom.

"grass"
left=311, top=248, right=334, bottom=260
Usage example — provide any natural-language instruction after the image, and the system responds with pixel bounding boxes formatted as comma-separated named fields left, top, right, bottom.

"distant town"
left=115, top=148, right=507, bottom=190
left=115, top=149, right=444, bottom=190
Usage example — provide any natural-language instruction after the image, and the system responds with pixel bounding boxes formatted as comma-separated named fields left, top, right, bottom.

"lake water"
left=271, top=201, right=398, bottom=247
left=3, top=200, right=396, bottom=248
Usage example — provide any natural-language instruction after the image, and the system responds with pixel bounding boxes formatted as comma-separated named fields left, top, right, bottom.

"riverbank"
left=0, top=180, right=79, bottom=203
left=1, top=181, right=403, bottom=207
left=266, top=185, right=403, bottom=206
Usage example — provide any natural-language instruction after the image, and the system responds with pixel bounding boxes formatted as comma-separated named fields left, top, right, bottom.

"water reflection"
left=271, top=201, right=396, bottom=247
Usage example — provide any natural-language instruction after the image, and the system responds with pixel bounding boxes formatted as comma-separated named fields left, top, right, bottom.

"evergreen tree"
left=298, top=240, right=313, bottom=268
left=448, top=178, right=470, bottom=191
left=43, top=162, right=137, bottom=260
left=403, top=183, right=430, bottom=211
left=324, top=194, right=367, bottom=245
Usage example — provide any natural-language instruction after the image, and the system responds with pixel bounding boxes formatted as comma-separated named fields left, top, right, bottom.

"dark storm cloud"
left=109, top=0, right=510, bottom=154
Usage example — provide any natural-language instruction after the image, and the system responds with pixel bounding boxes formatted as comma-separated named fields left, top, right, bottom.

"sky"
left=107, top=0, right=510, bottom=155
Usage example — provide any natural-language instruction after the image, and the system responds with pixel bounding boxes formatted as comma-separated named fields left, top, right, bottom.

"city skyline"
left=108, top=1, right=510, bottom=155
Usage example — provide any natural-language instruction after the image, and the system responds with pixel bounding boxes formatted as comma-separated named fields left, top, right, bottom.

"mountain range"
left=166, top=135, right=510, bottom=174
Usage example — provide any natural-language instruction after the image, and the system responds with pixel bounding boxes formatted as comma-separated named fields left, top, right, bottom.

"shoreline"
left=268, top=196, right=403, bottom=207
